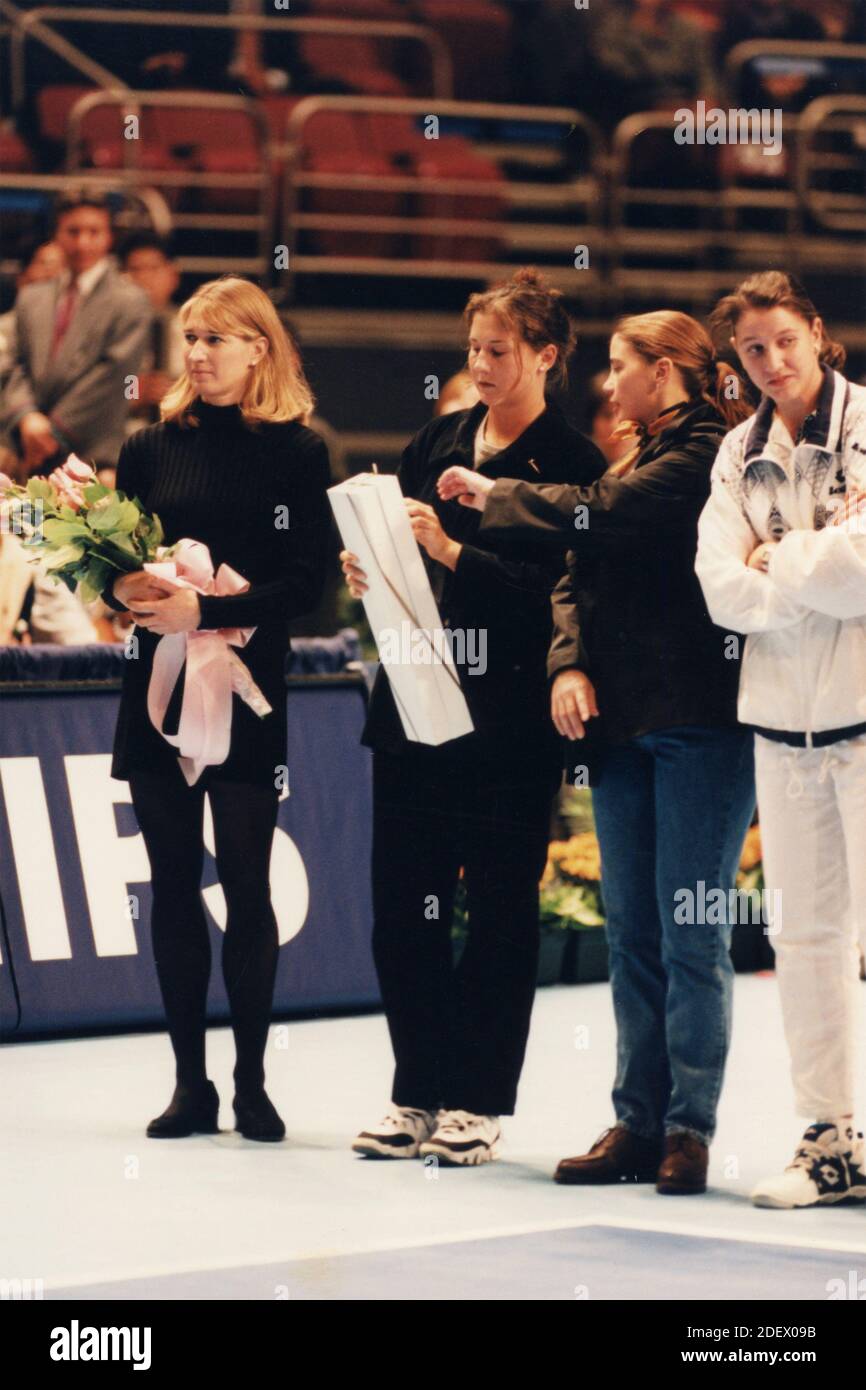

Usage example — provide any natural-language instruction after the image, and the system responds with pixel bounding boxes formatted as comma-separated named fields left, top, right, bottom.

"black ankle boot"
left=233, top=1089, right=285, bottom=1142
left=147, top=1081, right=220, bottom=1138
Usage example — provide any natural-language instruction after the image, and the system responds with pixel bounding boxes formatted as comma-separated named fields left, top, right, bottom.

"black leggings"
left=128, top=768, right=280, bottom=1096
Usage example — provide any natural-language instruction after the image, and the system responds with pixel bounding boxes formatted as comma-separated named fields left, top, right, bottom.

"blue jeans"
left=592, top=725, right=755, bottom=1146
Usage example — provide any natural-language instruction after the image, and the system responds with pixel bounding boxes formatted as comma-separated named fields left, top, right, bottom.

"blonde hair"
left=161, top=275, right=315, bottom=427
left=464, top=266, right=577, bottom=391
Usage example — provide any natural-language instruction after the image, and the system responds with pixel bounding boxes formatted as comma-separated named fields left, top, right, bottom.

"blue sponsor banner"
left=0, top=675, right=379, bottom=1037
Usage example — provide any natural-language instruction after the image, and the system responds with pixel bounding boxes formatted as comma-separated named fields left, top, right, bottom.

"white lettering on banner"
left=0, top=757, right=72, bottom=961
left=0, top=756, right=310, bottom=960
left=64, top=755, right=149, bottom=957
left=201, top=797, right=309, bottom=946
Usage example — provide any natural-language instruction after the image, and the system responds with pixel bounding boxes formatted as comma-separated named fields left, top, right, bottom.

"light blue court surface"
left=4, top=978, right=866, bottom=1301
left=47, top=1226, right=866, bottom=1302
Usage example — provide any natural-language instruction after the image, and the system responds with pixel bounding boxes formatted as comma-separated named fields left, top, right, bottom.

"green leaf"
left=42, top=517, right=90, bottom=546
left=42, top=542, right=86, bottom=570
left=105, top=533, right=138, bottom=556
left=539, top=882, right=605, bottom=928
left=83, top=482, right=111, bottom=504
left=25, top=477, right=54, bottom=503
left=76, top=558, right=111, bottom=604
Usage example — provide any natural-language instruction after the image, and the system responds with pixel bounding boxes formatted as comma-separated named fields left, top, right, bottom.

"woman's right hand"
left=112, top=570, right=173, bottom=608
left=551, top=668, right=599, bottom=741
left=340, top=549, right=369, bottom=598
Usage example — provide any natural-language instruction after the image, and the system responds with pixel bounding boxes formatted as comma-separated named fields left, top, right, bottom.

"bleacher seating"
left=0, top=3, right=863, bottom=338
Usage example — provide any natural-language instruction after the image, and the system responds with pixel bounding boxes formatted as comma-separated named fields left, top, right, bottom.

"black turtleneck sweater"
left=104, top=400, right=332, bottom=784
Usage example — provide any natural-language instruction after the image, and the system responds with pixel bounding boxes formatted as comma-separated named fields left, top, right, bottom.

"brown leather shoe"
left=554, top=1125, right=662, bottom=1185
left=656, top=1132, right=708, bottom=1194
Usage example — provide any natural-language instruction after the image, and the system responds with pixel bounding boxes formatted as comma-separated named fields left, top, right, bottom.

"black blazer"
left=479, top=401, right=742, bottom=758
left=361, top=399, right=606, bottom=771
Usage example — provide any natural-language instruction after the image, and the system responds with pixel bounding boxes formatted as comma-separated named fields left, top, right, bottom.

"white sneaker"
left=352, top=1104, right=437, bottom=1159
left=419, top=1109, right=502, bottom=1166
left=751, top=1122, right=866, bottom=1209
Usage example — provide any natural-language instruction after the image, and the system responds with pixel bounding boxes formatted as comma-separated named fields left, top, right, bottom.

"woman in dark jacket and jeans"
left=438, top=310, right=756, bottom=1194
left=342, top=269, right=605, bottom=1166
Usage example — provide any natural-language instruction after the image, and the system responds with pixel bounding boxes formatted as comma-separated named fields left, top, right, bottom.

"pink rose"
left=62, top=454, right=96, bottom=486
left=48, top=466, right=85, bottom=512
left=0, top=472, right=14, bottom=496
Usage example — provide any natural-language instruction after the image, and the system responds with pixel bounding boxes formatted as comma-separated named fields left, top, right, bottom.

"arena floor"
left=4, top=977, right=866, bottom=1301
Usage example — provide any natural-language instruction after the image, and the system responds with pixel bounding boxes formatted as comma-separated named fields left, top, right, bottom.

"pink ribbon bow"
left=144, top=538, right=273, bottom=786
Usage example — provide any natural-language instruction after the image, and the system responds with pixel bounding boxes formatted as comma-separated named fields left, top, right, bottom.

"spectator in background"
left=0, top=189, right=153, bottom=479
left=720, top=0, right=825, bottom=56
left=118, top=233, right=185, bottom=434
left=435, top=368, right=480, bottom=417
left=718, top=0, right=823, bottom=112
left=0, top=532, right=100, bottom=645
left=811, top=0, right=866, bottom=44
left=0, top=240, right=66, bottom=391
left=585, top=0, right=718, bottom=129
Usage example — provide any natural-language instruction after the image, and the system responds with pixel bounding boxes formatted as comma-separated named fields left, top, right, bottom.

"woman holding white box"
left=437, top=310, right=756, bottom=1194
left=342, top=269, right=605, bottom=1165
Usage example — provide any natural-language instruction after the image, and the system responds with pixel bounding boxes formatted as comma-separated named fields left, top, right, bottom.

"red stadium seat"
left=261, top=94, right=305, bottom=143
left=36, top=85, right=94, bottom=145
left=412, top=136, right=505, bottom=263
left=0, top=128, right=35, bottom=172
left=299, top=35, right=408, bottom=95
left=301, top=111, right=403, bottom=258
left=365, top=112, right=428, bottom=162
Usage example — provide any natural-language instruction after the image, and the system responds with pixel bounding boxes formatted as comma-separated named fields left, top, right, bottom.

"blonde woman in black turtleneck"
left=103, top=276, right=331, bottom=1141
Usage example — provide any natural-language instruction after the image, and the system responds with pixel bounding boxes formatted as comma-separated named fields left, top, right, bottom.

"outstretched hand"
left=436, top=466, right=494, bottom=511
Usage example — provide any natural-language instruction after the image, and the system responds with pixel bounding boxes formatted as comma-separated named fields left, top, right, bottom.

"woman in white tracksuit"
left=696, top=270, right=866, bottom=1210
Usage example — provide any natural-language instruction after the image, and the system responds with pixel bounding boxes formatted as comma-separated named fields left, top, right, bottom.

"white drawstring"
left=782, top=749, right=804, bottom=799
left=817, top=745, right=840, bottom=784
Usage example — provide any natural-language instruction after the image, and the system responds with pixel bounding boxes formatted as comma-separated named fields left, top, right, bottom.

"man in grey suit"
left=1, top=188, right=153, bottom=476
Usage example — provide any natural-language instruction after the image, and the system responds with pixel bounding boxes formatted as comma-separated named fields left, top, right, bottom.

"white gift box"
left=328, top=472, right=474, bottom=746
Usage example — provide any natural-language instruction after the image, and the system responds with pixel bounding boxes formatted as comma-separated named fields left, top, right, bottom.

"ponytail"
left=704, top=357, right=753, bottom=430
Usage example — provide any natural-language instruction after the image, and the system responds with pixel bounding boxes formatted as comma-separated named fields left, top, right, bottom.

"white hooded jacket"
left=695, top=367, right=866, bottom=743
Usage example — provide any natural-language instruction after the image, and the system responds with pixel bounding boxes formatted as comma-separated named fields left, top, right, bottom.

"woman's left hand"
left=128, top=587, right=201, bottom=635
left=437, top=466, right=494, bottom=511
left=746, top=541, right=777, bottom=573
left=405, top=499, right=462, bottom=570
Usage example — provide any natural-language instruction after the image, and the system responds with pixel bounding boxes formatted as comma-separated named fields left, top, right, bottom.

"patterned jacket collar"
left=743, top=366, right=849, bottom=470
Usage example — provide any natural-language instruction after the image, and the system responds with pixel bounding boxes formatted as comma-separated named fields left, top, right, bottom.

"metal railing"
left=12, top=6, right=453, bottom=104
left=65, top=88, right=274, bottom=276
left=797, top=94, right=866, bottom=233
left=0, top=0, right=126, bottom=105
left=724, top=38, right=866, bottom=101
left=279, top=95, right=604, bottom=299
left=606, top=96, right=866, bottom=305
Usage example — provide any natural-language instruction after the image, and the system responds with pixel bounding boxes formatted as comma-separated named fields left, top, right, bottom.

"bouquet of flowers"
left=0, top=454, right=168, bottom=604
left=0, top=453, right=273, bottom=784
